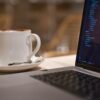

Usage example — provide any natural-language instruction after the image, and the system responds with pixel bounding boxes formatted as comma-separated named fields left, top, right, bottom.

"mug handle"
left=27, top=33, right=41, bottom=61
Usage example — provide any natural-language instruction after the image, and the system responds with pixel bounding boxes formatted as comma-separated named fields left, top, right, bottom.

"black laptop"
left=0, top=0, right=100, bottom=100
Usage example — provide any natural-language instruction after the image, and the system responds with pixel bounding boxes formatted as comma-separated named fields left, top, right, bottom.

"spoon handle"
left=8, top=60, right=32, bottom=66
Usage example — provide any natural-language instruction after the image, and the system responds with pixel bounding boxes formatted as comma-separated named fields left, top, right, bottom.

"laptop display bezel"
left=75, top=0, right=100, bottom=73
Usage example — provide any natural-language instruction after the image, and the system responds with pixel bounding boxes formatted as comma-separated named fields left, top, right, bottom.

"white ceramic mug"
left=0, top=30, right=41, bottom=66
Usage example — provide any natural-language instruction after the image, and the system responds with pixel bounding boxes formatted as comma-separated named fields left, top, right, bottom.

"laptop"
left=0, top=0, right=100, bottom=100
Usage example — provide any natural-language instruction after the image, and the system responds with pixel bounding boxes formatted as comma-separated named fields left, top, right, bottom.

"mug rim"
left=0, top=29, right=31, bottom=33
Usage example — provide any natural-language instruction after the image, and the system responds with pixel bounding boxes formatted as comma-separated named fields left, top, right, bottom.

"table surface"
left=39, top=54, right=76, bottom=70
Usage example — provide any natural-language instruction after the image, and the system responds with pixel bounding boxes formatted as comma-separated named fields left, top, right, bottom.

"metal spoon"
left=8, top=56, right=44, bottom=66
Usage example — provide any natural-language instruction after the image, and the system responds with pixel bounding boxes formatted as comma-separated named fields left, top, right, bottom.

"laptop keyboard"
left=32, top=70, right=100, bottom=100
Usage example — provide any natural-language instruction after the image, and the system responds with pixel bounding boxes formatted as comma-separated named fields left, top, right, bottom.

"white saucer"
left=0, top=56, right=44, bottom=73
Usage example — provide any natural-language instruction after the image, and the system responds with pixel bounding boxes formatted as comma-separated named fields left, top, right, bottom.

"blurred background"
left=0, top=0, right=84, bottom=57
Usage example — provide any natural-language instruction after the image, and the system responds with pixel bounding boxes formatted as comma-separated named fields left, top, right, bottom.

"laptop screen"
left=76, top=0, right=100, bottom=72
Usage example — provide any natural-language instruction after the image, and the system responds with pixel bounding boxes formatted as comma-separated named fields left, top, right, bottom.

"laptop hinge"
left=74, top=66, right=100, bottom=78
